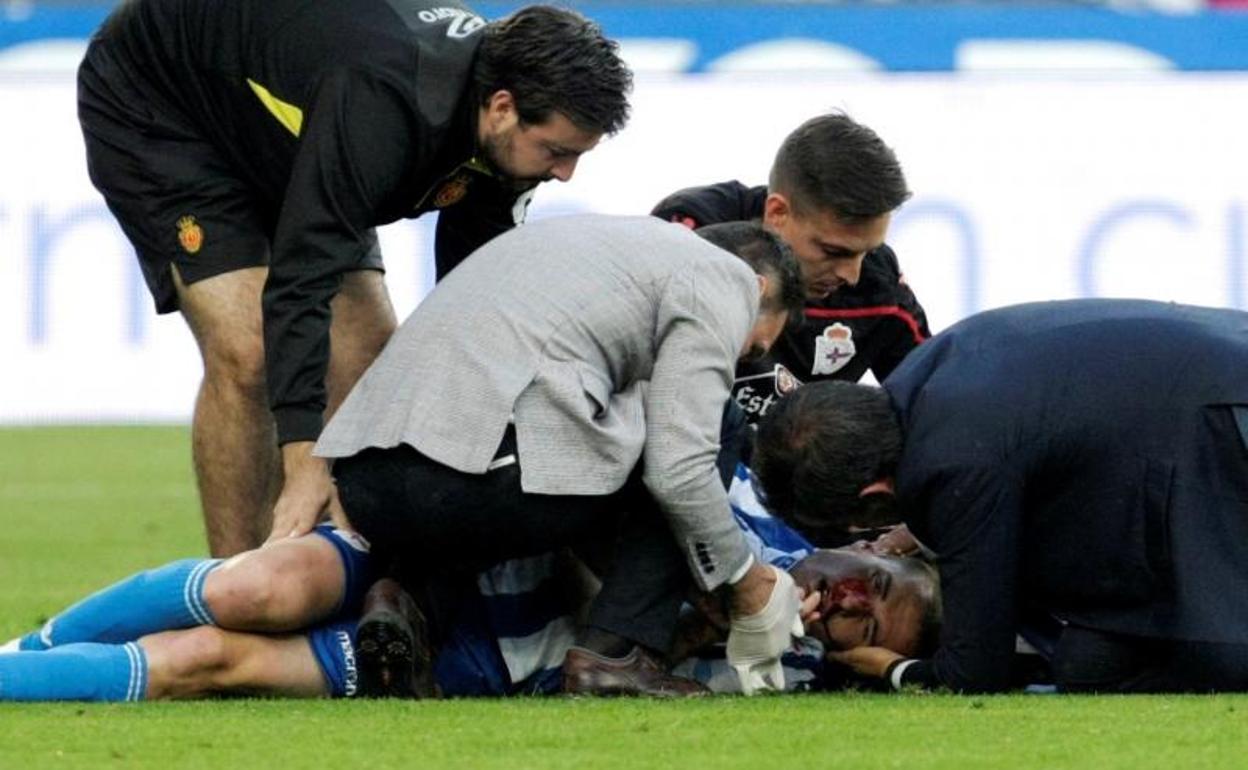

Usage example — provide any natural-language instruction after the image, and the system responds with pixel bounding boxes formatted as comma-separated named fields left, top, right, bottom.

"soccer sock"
left=28, top=558, right=222, bottom=649
left=0, top=642, right=148, bottom=701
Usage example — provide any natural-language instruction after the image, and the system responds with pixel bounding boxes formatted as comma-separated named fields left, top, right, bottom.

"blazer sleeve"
left=641, top=264, right=755, bottom=591
left=898, top=463, right=1025, bottom=693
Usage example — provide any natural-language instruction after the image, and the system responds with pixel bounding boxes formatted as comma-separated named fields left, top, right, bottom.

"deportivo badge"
left=812, top=323, right=857, bottom=376
left=432, top=174, right=471, bottom=208
left=176, top=216, right=204, bottom=254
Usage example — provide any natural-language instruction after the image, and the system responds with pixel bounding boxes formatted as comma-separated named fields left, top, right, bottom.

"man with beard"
left=752, top=300, right=1248, bottom=693
left=79, top=0, right=632, bottom=556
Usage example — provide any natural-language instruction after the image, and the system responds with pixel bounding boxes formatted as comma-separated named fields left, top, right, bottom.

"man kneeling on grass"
left=0, top=467, right=939, bottom=701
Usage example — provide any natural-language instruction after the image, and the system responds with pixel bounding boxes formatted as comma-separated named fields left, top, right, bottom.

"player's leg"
left=142, top=626, right=330, bottom=700
left=0, top=642, right=151, bottom=702
left=203, top=526, right=366, bottom=631
left=6, top=529, right=354, bottom=650
left=324, top=269, right=397, bottom=417
left=175, top=265, right=282, bottom=556
left=79, top=38, right=278, bottom=558
left=0, top=627, right=331, bottom=702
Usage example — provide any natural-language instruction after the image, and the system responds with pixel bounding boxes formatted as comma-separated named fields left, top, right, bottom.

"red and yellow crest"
left=177, top=216, right=204, bottom=254
left=432, top=174, right=471, bottom=208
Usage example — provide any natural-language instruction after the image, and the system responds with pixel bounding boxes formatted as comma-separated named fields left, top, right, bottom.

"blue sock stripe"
left=184, top=559, right=222, bottom=626
left=123, top=643, right=137, bottom=701
left=123, top=642, right=146, bottom=701
left=135, top=642, right=148, bottom=701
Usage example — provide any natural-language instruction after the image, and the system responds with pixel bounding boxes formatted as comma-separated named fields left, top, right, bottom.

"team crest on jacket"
left=433, top=174, right=471, bottom=208
left=176, top=216, right=204, bottom=254
left=812, top=323, right=856, bottom=375
left=775, top=363, right=801, bottom=397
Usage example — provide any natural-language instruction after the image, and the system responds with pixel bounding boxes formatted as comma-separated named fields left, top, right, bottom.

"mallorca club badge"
left=432, top=173, right=472, bottom=208
left=811, top=322, right=857, bottom=376
left=176, top=215, right=204, bottom=254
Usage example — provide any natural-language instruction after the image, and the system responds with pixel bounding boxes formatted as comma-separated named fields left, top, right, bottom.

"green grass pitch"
left=1, top=426, right=1246, bottom=769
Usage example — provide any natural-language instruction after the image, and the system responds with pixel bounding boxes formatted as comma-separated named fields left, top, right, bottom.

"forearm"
left=263, top=259, right=342, bottom=444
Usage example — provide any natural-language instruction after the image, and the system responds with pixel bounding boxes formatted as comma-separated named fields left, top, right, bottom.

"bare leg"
left=141, top=627, right=328, bottom=700
left=175, top=266, right=280, bottom=556
left=265, top=268, right=397, bottom=541
left=203, top=532, right=348, bottom=631
left=324, top=269, right=397, bottom=417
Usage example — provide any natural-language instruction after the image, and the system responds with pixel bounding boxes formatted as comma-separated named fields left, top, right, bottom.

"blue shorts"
left=303, top=526, right=562, bottom=699
left=302, top=525, right=535, bottom=699
left=304, top=525, right=374, bottom=697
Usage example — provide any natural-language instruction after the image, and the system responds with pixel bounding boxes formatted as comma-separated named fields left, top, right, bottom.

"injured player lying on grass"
left=0, top=467, right=940, bottom=701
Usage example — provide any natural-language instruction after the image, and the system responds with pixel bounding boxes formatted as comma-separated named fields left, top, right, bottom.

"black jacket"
left=886, top=300, right=1248, bottom=692
left=101, top=0, right=532, bottom=442
left=652, top=181, right=929, bottom=423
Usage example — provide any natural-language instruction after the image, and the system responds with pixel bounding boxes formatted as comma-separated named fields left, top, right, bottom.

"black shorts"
left=77, top=33, right=383, bottom=314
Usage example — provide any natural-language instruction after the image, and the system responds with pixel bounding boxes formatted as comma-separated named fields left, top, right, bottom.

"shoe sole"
left=355, top=609, right=416, bottom=698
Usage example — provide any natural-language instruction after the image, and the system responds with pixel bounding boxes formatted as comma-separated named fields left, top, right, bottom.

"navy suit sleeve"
left=899, top=463, right=1024, bottom=693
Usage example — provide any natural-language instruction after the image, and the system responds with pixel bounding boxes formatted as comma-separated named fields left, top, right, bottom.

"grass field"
left=2, top=426, right=1247, bottom=769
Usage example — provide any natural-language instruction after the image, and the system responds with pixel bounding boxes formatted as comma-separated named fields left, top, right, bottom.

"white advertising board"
left=2, top=71, right=1246, bottom=421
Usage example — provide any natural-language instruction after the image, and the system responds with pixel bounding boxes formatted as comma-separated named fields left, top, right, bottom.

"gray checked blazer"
left=316, top=214, right=758, bottom=590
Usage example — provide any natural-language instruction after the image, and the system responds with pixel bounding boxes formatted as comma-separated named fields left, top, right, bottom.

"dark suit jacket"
left=885, top=299, right=1248, bottom=692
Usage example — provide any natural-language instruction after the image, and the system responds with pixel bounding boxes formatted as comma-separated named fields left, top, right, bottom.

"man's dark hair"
left=476, top=6, right=632, bottom=135
left=695, top=222, right=805, bottom=322
left=768, top=112, right=911, bottom=224
left=753, top=381, right=903, bottom=534
left=899, top=557, right=943, bottom=657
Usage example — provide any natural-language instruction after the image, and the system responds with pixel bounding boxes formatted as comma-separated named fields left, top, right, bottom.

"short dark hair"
left=753, top=381, right=903, bottom=534
left=899, top=556, right=943, bottom=657
left=475, top=6, right=632, bottom=135
left=768, top=112, right=911, bottom=224
left=695, top=222, right=805, bottom=322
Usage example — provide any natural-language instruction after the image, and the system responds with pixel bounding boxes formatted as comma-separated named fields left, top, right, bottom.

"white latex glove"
left=726, top=566, right=805, bottom=695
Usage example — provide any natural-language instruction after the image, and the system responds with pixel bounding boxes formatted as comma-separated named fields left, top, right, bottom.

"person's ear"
left=762, top=193, right=791, bottom=230
left=482, top=90, right=518, bottom=131
left=859, top=478, right=895, bottom=497
left=756, top=273, right=770, bottom=299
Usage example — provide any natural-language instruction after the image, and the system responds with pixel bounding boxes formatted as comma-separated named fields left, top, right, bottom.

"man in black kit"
left=78, top=0, right=632, bottom=555
left=652, top=113, right=928, bottom=424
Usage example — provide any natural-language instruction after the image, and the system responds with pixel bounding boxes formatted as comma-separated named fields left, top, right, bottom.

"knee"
left=158, top=626, right=234, bottom=688
left=1054, top=626, right=1159, bottom=693
left=201, top=334, right=267, bottom=394
left=203, top=547, right=335, bottom=630
left=203, top=561, right=285, bottom=628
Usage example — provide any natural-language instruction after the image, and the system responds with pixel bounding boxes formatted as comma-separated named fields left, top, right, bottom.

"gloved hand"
left=726, top=565, right=804, bottom=695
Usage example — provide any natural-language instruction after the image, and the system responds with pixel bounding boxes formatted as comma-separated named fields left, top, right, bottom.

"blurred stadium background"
left=2, top=0, right=1247, bottom=425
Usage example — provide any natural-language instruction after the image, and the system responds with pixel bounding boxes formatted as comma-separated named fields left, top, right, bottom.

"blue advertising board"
left=3, top=2, right=1248, bottom=71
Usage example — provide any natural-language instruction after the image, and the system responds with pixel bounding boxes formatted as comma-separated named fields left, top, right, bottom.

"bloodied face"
left=790, top=549, right=937, bottom=656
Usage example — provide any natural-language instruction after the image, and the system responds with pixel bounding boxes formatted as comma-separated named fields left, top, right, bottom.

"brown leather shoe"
left=563, top=645, right=709, bottom=697
left=355, top=578, right=437, bottom=699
